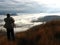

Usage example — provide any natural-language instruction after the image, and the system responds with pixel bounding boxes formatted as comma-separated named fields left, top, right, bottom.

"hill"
left=32, top=15, right=60, bottom=22
left=0, top=10, right=17, bottom=15
left=1, top=20, right=60, bottom=45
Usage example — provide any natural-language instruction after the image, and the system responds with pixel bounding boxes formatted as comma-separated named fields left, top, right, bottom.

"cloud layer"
left=0, top=0, right=60, bottom=14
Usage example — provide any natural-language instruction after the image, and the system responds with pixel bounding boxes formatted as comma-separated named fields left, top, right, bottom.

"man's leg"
left=6, top=28, right=11, bottom=40
left=11, top=28, right=15, bottom=40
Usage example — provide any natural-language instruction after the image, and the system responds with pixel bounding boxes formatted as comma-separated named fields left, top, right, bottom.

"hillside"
left=32, top=15, right=60, bottom=22
left=1, top=20, right=60, bottom=45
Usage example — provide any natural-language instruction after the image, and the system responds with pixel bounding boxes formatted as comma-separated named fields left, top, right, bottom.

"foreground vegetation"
left=1, top=20, right=60, bottom=45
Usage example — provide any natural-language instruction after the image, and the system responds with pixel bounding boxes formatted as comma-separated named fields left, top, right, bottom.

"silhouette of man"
left=4, top=14, right=15, bottom=40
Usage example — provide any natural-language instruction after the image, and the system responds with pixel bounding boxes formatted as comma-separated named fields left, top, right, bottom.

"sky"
left=0, top=0, right=60, bottom=14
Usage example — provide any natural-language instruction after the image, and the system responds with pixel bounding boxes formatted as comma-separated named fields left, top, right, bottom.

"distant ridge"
left=0, top=10, right=17, bottom=15
left=32, top=15, right=60, bottom=22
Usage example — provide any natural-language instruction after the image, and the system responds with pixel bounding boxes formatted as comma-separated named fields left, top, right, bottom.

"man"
left=4, top=14, right=15, bottom=41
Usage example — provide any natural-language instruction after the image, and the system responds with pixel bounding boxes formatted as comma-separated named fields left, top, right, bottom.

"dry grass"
left=1, top=20, right=60, bottom=45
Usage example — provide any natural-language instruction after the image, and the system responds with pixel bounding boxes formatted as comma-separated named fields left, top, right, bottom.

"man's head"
left=7, top=14, right=10, bottom=18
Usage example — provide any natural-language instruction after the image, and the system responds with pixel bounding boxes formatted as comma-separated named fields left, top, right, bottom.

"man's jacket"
left=4, top=17, right=15, bottom=29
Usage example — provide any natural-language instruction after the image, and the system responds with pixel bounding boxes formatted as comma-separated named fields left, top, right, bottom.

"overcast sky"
left=0, top=0, right=60, bottom=13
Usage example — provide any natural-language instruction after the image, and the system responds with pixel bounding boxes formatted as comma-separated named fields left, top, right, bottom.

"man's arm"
left=11, top=17, right=16, bottom=27
left=4, top=18, right=6, bottom=22
left=11, top=17, right=15, bottom=23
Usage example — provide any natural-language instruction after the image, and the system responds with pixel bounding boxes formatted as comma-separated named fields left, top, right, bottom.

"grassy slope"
left=1, top=20, right=60, bottom=45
